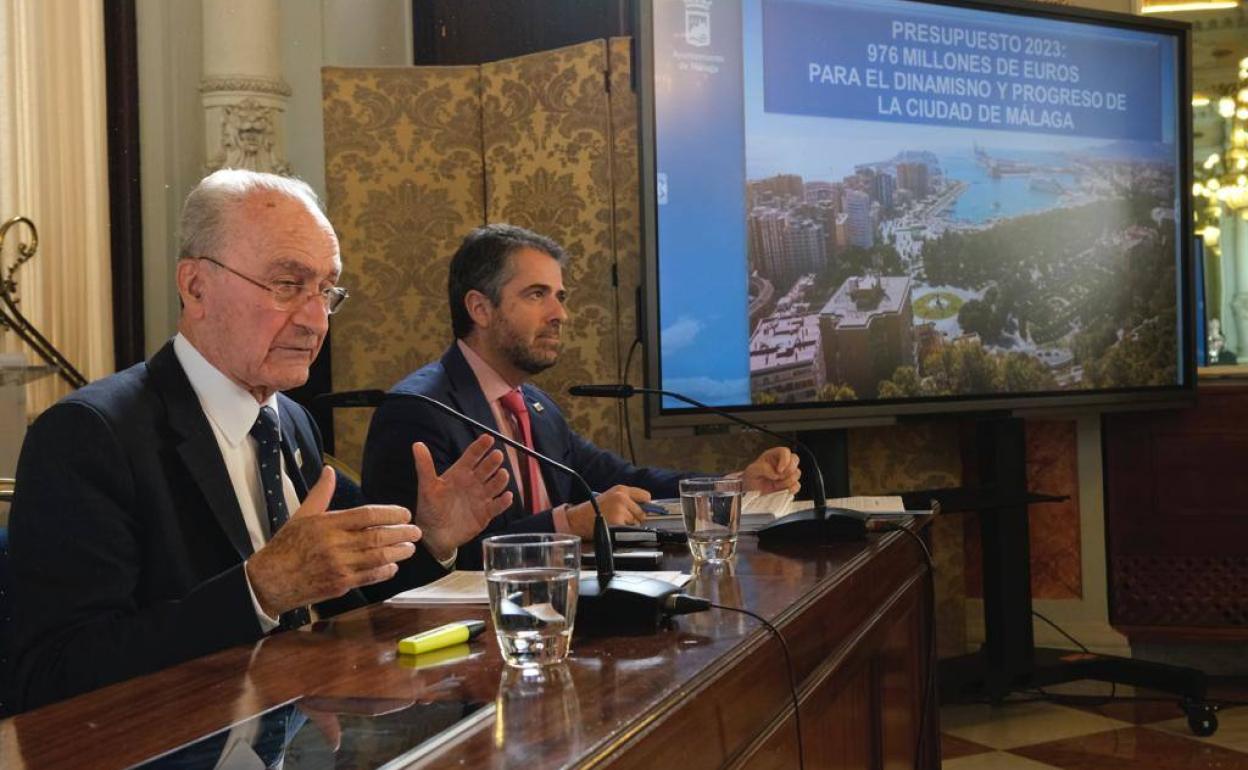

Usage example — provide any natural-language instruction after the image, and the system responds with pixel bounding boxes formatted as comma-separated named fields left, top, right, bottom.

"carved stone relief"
left=208, top=97, right=290, bottom=174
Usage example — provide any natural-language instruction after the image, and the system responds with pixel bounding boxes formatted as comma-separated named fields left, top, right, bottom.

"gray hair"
left=177, top=169, right=324, bottom=261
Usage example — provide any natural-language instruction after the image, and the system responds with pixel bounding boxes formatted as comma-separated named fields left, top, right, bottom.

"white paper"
left=742, top=489, right=795, bottom=516
left=386, top=570, right=691, bottom=607
left=827, top=495, right=908, bottom=513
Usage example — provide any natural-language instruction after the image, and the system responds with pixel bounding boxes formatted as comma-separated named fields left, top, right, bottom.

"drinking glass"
left=678, top=476, right=743, bottom=563
left=484, top=533, right=580, bottom=667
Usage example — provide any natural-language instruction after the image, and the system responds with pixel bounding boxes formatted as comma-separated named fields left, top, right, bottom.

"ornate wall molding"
left=200, top=75, right=292, bottom=97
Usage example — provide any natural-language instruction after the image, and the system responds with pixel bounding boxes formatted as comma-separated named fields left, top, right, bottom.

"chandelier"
left=1193, top=56, right=1248, bottom=241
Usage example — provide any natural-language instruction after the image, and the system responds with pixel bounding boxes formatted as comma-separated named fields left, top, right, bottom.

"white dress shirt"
left=173, top=334, right=297, bottom=632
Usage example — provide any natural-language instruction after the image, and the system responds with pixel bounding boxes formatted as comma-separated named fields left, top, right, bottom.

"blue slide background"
left=653, top=0, right=750, bottom=406
left=762, top=0, right=1163, bottom=141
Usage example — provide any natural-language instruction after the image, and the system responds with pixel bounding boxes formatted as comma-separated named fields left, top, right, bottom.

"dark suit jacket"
left=361, top=344, right=689, bottom=569
left=4, top=342, right=444, bottom=712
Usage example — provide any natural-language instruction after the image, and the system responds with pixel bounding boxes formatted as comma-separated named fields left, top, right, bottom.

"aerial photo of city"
left=746, top=141, right=1180, bottom=404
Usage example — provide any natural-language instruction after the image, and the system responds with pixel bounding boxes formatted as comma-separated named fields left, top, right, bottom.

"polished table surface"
left=0, top=526, right=935, bottom=769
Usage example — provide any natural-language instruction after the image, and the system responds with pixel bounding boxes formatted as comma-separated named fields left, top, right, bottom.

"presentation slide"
left=651, top=0, right=1182, bottom=409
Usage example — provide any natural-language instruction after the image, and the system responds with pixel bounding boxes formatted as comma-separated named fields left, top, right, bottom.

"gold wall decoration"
left=323, top=65, right=485, bottom=467
left=481, top=41, right=620, bottom=451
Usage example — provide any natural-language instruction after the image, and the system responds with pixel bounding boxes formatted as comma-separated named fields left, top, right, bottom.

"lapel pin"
left=531, top=401, right=544, bottom=413
left=294, top=448, right=302, bottom=467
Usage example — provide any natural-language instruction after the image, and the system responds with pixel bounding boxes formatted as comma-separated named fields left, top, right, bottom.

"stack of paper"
left=644, top=492, right=912, bottom=522
left=386, top=570, right=492, bottom=605
left=386, top=570, right=691, bottom=607
left=742, top=489, right=795, bottom=516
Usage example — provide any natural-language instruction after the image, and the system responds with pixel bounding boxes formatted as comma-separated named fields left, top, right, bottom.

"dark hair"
left=448, top=224, right=567, bottom=339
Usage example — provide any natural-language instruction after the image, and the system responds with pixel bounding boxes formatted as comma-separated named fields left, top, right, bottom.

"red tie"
left=499, top=389, right=542, bottom=514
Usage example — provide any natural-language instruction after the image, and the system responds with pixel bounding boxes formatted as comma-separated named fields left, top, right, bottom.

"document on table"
left=644, top=491, right=914, bottom=521
left=386, top=570, right=692, bottom=606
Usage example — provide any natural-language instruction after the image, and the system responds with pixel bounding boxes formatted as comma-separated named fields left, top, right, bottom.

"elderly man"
left=361, top=224, right=800, bottom=569
left=5, top=170, right=512, bottom=712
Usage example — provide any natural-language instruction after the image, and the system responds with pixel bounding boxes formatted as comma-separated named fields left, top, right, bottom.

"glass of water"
left=679, top=476, right=743, bottom=563
left=484, top=533, right=580, bottom=668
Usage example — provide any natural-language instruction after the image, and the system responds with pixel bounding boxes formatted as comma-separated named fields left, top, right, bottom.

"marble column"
left=201, top=0, right=290, bottom=174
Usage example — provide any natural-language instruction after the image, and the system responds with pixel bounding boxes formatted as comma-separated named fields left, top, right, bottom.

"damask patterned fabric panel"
left=322, top=66, right=485, bottom=469
left=480, top=41, right=623, bottom=451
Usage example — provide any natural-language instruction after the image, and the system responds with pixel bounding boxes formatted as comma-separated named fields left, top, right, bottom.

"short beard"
left=493, top=321, right=559, bottom=375
left=502, top=336, right=558, bottom=375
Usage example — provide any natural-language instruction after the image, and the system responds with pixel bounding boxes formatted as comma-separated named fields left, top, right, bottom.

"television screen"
left=639, top=0, right=1193, bottom=432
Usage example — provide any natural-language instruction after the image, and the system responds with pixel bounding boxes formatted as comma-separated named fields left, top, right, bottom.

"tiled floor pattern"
left=942, top=684, right=1248, bottom=769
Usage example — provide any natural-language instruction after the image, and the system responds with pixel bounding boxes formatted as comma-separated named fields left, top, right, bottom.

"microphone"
left=567, top=384, right=637, bottom=398
left=382, top=391, right=701, bottom=633
left=567, top=384, right=866, bottom=543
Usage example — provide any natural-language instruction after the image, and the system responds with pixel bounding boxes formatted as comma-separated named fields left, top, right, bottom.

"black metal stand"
left=904, top=416, right=1217, bottom=736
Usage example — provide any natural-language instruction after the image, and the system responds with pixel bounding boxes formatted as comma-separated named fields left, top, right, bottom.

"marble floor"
left=941, top=682, right=1248, bottom=769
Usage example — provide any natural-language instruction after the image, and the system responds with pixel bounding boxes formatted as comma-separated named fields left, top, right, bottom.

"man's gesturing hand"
left=246, top=467, right=421, bottom=617
left=412, top=433, right=513, bottom=562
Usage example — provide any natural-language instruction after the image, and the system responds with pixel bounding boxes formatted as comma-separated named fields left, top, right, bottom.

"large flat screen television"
left=638, top=0, right=1194, bottom=434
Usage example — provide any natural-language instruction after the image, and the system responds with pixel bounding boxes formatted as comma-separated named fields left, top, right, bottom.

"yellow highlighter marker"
left=396, top=643, right=473, bottom=670
left=398, top=620, right=487, bottom=656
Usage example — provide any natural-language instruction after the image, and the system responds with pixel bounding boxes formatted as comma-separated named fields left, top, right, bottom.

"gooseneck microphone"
left=567, top=384, right=866, bottom=543
left=382, top=391, right=699, bottom=633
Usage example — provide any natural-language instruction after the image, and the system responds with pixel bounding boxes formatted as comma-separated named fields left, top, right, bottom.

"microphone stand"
left=384, top=391, right=694, bottom=633
left=567, top=384, right=866, bottom=542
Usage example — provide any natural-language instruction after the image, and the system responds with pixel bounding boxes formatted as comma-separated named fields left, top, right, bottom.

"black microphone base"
left=756, top=507, right=867, bottom=545
left=576, top=573, right=684, bottom=635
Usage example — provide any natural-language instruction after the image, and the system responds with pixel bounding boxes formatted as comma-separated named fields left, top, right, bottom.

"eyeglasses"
left=195, top=256, right=349, bottom=314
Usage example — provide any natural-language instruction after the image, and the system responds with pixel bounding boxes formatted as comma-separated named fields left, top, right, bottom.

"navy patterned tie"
left=250, top=406, right=310, bottom=630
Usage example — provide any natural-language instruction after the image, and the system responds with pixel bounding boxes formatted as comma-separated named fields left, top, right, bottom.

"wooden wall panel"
left=1105, top=386, right=1248, bottom=633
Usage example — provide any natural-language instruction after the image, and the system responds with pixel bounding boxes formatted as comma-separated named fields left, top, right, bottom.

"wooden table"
left=0, top=526, right=936, bottom=769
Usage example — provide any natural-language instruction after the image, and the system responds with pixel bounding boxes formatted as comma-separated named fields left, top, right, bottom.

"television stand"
left=900, top=416, right=1217, bottom=736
